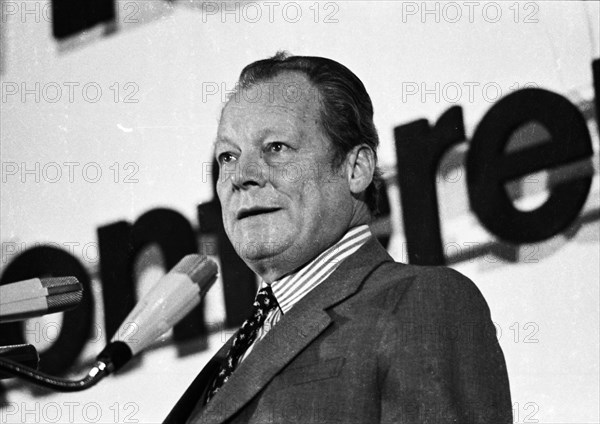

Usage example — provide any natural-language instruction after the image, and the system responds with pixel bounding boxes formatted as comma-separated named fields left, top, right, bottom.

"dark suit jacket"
left=164, top=237, right=512, bottom=423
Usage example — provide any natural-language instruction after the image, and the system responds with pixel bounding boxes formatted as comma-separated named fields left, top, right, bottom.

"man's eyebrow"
left=214, top=136, right=235, bottom=148
left=255, top=128, right=277, bottom=142
left=257, top=126, right=297, bottom=142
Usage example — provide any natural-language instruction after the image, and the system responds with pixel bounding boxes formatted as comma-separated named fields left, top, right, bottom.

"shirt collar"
left=264, top=225, right=372, bottom=314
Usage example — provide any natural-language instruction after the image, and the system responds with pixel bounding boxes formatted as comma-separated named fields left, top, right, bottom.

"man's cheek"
left=270, top=161, right=311, bottom=186
left=223, top=215, right=237, bottom=240
left=321, top=165, right=344, bottom=185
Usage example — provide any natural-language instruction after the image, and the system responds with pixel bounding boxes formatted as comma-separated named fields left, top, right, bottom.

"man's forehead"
left=217, top=78, right=322, bottom=142
left=218, top=102, right=305, bottom=137
left=223, top=73, right=319, bottom=117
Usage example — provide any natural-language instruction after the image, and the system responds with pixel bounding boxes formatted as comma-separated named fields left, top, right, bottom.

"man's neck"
left=251, top=222, right=371, bottom=283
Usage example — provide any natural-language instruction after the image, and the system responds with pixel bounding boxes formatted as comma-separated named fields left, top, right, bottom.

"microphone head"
left=106, top=254, right=218, bottom=359
left=173, top=254, right=219, bottom=296
left=0, top=276, right=83, bottom=323
left=43, top=277, right=83, bottom=314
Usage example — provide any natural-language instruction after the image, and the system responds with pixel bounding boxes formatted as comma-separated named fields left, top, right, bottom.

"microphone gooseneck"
left=0, top=357, right=110, bottom=392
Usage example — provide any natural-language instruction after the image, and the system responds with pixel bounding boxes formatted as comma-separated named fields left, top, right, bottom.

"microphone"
left=0, top=277, right=83, bottom=323
left=96, top=254, right=218, bottom=373
left=0, top=255, right=217, bottom=391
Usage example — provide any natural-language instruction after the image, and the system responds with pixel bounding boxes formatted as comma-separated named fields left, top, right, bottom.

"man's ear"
left=346, top=144, right=375, bottom=194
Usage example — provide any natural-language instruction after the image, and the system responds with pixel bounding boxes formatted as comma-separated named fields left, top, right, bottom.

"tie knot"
left=254, top=284, right=278, bottom=312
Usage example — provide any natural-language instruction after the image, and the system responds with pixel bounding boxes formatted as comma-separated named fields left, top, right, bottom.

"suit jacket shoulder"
left=352, top=261, right=512, bottom=423
left=335, top=257, right=493, bottom=335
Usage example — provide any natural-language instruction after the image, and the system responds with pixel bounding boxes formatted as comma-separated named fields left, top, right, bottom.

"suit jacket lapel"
left=193, top=237, right=393, bottom=423
left=163, top=337, right=235, bottom=424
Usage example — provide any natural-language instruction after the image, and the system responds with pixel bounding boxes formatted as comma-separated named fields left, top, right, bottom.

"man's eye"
left=218, top=152, right=236, bottom=164
left=266, top=142, right=288, bottom=153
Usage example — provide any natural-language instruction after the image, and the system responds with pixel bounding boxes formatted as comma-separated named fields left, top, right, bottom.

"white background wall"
left=1, top=1, right=599, bottom=423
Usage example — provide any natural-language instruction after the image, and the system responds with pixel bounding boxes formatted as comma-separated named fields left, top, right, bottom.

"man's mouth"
left=237, top=207, right=282, bottom=220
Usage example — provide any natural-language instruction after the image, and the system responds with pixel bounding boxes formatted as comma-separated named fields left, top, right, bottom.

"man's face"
left=215, top=72, right=355, bottom=281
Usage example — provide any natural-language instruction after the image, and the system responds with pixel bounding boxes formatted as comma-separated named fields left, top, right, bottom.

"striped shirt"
left=240, top=225, right=372, bottom=362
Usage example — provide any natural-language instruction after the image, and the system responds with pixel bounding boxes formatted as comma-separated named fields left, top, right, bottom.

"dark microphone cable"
left=0, top=356, right=109, bottom=392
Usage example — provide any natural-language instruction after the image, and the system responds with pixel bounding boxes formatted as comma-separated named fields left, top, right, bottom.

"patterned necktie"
left=205, top=284, right=279, bottom=403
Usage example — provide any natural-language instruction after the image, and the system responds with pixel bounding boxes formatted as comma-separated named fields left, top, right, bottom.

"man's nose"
left=230, top=153, right=268, bottom=190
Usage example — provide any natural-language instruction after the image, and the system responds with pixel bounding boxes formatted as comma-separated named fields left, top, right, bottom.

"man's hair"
left=236, top=51, right=383, bottom=216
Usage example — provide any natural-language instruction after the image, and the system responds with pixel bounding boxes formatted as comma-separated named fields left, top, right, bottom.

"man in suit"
left=165, top=52, right=512, bottom=423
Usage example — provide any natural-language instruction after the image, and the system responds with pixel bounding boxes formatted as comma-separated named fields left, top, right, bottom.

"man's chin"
left=236, top=243, right=287, bottom=263
left=229, top=228, right=291, bottom=256
left=231, top=238, right=300, bottom=277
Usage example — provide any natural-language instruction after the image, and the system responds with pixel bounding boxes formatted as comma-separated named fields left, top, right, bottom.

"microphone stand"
left=0, top=344, right=39, bottom=379
left=0, top=340, right=132, bottom=392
